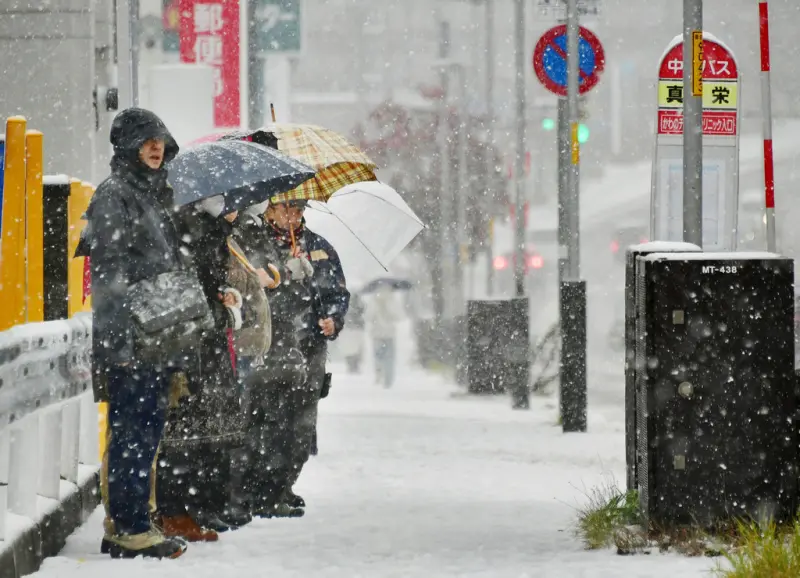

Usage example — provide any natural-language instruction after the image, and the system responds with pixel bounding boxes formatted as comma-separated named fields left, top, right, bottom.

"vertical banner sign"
left=179, top=0, right=240, bottom=128
left=691, top=31, right=703, bottom=96
left=650, top=32, right=740, bottom=250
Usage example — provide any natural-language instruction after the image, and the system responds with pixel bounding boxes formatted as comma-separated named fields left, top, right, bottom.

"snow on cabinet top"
left=630, top=241, right=702, bottom=252
left=43, top=174, right=70, bottom=185
left=643, top=251, right=785, bottom=262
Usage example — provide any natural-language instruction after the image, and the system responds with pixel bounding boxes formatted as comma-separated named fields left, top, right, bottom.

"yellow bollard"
left=67, top=179, right=92, bottom=317
left=0, top=116, right=28, bottom=330
left=98, top=402, right=108, bottom=462
left=80, top=182, right=94, bottom=311
left=25, top=130, right=44, bottom=323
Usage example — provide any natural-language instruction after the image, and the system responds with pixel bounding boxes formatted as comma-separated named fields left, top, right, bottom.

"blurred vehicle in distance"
left=610, top=224, right=649, bottom=264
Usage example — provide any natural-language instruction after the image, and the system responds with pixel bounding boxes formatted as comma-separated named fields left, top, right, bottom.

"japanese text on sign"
left=658, top=81, right=737, bottom=109
left=179, top=0, right=240, bottom=127
left=691, top=31, right=703, bottom=96
left=658, top=110, right=737, bottom=137
left=193, top=4, right=224, bottom=96
left=658, top=40, right=737, bottom=80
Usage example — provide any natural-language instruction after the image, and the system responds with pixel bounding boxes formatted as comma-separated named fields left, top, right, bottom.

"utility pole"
left=115, top=0, right=139, bottom=108
left=513, top=0, right=526, bottom=298
left=455, top=64, right=468, bottom=311
left=437, top=18, right=455, bottom=321
left=560, top=0, right=587, bottom=433
left=485, top=0, right=495, bottom=297
left=683, top=0, right=703, bottom=246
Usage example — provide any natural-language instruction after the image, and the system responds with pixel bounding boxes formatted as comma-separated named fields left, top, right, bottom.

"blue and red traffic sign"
left=533, top=25, right=605, bottom=96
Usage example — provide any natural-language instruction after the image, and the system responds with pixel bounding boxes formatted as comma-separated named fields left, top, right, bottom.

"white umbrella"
left=304, top=181, right=424, bottom=282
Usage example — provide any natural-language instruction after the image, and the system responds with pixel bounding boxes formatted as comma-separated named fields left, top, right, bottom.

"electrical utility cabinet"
left=624, top=242, right=701, bottom=492
left=634, top=252, right=796, bottom=527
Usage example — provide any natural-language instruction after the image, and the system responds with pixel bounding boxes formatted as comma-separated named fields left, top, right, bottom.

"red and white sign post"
left=649, top=32, right=741, bottom=250
left=179, top=0, right=241, bottom=128
left=759, top=0, right=777, bottom=252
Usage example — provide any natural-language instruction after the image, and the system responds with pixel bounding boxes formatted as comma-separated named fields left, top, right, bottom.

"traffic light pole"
left=560, top=0, right=587, bottom=433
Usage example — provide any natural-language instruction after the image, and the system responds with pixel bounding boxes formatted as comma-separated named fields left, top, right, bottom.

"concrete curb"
left=0, top=472, right=99, bottom=578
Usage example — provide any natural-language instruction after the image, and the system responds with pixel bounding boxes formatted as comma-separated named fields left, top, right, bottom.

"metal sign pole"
left=561, top=0, right=587, bottom=433
left=759, top=0, right=777, bottom=253
left=513, top=0, right=526, bottom=298
left=485, top=0, right=495, bottom=297
left=566, top=1, right=580, bottom=281
left=682, top=0, right=703, bottom=245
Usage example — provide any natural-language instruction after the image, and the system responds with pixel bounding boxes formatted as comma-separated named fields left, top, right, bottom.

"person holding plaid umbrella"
left=260, top=198, right=350, bottom=512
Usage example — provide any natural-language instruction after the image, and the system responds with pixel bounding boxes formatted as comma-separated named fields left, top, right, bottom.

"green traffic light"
left=578, top=124, right=590, bottom=143
left=542, top=118, right=556, bottom=131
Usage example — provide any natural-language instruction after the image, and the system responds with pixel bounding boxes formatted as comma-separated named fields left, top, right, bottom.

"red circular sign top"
left=659, top=40, right=738, bottom=80
left=532, top=25, right=606, bottom=97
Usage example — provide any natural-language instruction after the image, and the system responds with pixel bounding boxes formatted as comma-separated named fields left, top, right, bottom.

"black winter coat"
left=233, top=215, right=308, bottom=387
left=161, top=208, right=243, bottom=449
left=85, top=108, right=184, bottom=400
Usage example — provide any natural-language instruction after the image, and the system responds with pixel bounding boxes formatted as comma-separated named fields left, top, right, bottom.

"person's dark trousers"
left=156, top=441, right=231, bottom=517
left=107, top=363, right=168, bottom=535
left=284, top=341, right=327, bottom=488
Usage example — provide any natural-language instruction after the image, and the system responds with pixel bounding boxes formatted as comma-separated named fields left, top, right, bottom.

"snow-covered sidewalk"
left=32, top=366, right=722, bottom=578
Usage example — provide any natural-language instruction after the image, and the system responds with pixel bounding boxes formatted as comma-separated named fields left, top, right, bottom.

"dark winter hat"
left=110, top=107, right=179, bottom=164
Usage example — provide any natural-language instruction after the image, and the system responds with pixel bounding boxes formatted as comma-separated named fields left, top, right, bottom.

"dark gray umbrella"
left=167, top=140, right=315, bottom=213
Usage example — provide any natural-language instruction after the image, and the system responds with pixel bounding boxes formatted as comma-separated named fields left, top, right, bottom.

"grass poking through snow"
left=718, top=519, right=800, bottom=578
left=575, top=480, right=640, bottom=550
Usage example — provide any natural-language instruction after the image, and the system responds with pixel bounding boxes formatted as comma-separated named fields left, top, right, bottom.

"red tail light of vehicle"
left=493, top=255, right=510, bottom=270
left=610, top=240, right=620, bottom=253
left=528, top=254, right=544, bottom=269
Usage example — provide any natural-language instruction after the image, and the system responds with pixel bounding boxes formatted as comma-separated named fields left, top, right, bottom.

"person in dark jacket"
left=264, top=200, right=350, bottom=511
left=156, top=195, right=248, bottom=539
left=87, top=107, right=187, bottom=559
left=225, top=204, right=313, bottom=518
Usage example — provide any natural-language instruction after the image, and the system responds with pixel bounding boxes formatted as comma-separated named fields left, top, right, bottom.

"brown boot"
left=159, top=514, right=219, bottom=542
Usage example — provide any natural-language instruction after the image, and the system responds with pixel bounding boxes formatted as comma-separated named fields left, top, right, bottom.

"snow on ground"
left=34, top=364, right=722, bottom=576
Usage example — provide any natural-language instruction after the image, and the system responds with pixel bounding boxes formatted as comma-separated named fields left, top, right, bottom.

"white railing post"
left=0, top=428, right=9, bottom=541
left=60, top=398, right=80, bottom=484
left=8, top=414, right=40, bottom=519
left=78, top=391, right=100, bottom=467
left=38, top=406, right=62, bottom=500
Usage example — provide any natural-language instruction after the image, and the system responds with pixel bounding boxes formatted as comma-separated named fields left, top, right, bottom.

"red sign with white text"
left=657, top=109, right=737, bottom=137
left=658, top=40, right=738, bottom=81
left=179, top=0, right=240, bottom=128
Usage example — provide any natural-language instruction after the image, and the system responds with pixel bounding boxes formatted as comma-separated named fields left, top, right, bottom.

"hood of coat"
left=110, top=107, right=179, bottom=163
left=109, top=108, right=180, bottom=194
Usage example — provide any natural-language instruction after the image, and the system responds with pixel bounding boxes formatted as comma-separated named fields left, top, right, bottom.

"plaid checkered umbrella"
left=262, top=123, right=377, bottom=203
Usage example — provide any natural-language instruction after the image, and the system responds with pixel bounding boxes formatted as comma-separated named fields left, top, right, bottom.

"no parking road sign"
left=533, top=25, right=605, bottom=97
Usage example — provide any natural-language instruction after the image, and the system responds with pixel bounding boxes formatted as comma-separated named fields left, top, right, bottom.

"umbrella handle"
left=265, top=264, right=281, bottom=289
left=290, top=225, right=297, bottom=253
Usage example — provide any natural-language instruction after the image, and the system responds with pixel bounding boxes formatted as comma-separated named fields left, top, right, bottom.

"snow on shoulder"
left=643, top=251, right=784, bottom=262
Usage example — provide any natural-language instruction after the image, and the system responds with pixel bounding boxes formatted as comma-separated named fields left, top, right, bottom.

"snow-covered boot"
left=105, top=528, right=187, bottom=559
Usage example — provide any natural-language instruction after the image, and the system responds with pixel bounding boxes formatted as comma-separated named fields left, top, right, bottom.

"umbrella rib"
left=328, top=189, right=425, bottom=226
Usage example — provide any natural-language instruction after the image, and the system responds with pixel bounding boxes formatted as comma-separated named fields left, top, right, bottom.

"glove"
left=319, top=372, right=332, bottom=399
left=286, top=256, right=314, bottom=281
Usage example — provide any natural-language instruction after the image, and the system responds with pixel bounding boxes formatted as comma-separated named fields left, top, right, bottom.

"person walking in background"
left=367, top=286, right=400, bottom=388
left=86, top=108, right=188, bottom=559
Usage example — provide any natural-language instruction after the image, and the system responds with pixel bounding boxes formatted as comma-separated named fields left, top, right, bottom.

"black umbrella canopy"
left=167, top=140, right=315, bottom=213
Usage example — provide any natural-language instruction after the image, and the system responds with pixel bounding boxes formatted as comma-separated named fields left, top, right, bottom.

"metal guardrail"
left=0, top=313, right=97, bottom=543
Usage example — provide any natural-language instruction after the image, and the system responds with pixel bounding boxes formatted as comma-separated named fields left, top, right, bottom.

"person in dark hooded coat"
left=85, top=107, right=188, bottom=559
left=155, top=195, right=249, bottom=538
